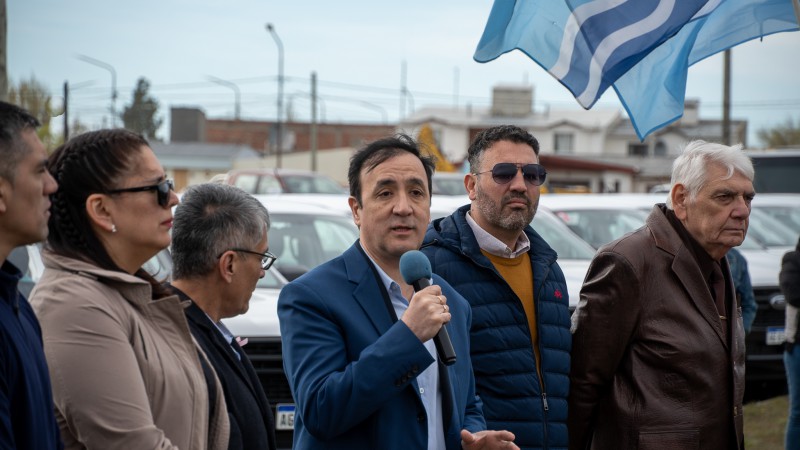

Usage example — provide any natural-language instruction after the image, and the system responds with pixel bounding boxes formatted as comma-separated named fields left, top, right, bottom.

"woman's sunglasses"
left=474, top=163, right=547, bottom=186
left=108, top=179, right=175, bottom=208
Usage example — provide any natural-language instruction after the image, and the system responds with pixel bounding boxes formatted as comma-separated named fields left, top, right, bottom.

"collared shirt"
left=365, top=252, right=445, bottom=450
left=466, top=210, right=531, bottom=258
left=205, top=312, right=240, bottom=361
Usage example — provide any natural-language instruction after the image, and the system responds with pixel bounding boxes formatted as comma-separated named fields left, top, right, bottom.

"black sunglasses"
left=221, top=248, right=278, bottom=271
left=474, top=163, right=547, bottom=186
left=108, top=179, right=175, bottom=208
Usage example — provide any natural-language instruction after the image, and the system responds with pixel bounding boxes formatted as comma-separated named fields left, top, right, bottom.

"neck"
left=172, top=278, right=223, bottom=322
left=359, top=244, right=411, bottom=296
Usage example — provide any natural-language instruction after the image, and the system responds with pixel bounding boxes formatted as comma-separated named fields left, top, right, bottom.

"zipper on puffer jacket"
left=536, top=263, right=552, bottom=449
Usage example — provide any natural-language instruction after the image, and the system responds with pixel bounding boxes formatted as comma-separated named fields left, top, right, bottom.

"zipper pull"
left=542, top=392, right=549, bottom=411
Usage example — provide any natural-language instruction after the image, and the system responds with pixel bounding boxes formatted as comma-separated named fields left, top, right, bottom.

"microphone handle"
left=412, top=279, right=457, bottom=366
left=435, top=326, right=457, bottom=366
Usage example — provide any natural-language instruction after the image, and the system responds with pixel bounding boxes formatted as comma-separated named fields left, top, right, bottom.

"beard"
left=474, top=185, right=537, bottom=232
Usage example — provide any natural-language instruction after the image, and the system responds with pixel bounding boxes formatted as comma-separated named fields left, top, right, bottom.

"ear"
left=85, top=193, right=116, bottom=233
left=0, top=177, right=10, bottom=214
left=465, top=173, right=478, bottom=201
left=671, top=183, right=689, bottom=220
left=348, top=196, right=362, bottom=229
left=217, top=251, right=236, bottom=283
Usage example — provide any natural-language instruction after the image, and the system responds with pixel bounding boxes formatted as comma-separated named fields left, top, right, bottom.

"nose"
left=168, top=190, right=180, bottom=208
left=730, top=196, right=750, bottom=220
left=44, top=170, right=58, bottom=195
left=392, top=192, right=413, bottom=216
left=508, top=167, right=528, bottom=192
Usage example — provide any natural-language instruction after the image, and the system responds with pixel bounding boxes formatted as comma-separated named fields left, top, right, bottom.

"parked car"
left=542, top=193, right=791, bottom=388
left=749, top=193, right=800, bottom=233
left=431, top=172, right=467, bottom=196
left=224, top=168, right=347, bottom=195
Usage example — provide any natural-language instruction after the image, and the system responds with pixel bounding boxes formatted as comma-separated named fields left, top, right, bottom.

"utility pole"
left=0, top=0, right=7, bottom=102
left=76, top=54, right=117, bottom=127
left=722, top=49, right=731, bottom=145
left=266, top=23, right=284, bottom=168
left=63, top=82, right=69, bottom=140
left=207, top=76, right=241, bottom=120
left=311, top=71, right=318, bottom=173
left=400, top=60, right=407, bottom=119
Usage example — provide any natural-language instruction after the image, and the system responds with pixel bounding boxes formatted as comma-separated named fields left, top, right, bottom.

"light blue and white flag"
left=474, top=0, right=800, bottom=140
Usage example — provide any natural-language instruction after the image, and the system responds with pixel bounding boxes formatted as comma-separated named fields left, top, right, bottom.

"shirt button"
left=419, top=387, right=425, bottom=394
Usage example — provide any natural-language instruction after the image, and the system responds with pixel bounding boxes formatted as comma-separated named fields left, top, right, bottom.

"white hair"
left=666, top=140, right=754, bottom=209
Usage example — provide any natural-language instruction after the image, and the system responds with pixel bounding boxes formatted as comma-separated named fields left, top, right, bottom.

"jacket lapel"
left=344, top=243, right=395, bottom=336
left=648, top=207, right=728, bottom=348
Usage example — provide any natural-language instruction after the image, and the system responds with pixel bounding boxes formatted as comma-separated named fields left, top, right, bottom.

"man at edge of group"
left=569, top=140, right=751, bottom=449
left=0, top=101, right=62, bottom=448
left=168, top=183, right=277, bottom=450
left=422, top=125, right=570, bottom=449
left=278, top=134, right=519, bottom=450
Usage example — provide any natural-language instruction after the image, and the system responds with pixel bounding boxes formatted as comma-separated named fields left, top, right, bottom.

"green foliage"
left=757, top=117, right=800, bottom=148
left=7, top=76, right=62, bottom=150
left=121, top=77, right=162, bottom=140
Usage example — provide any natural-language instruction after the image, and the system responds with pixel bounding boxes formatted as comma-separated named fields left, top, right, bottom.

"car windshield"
left=552, top=209, right=650, bottom=249
left=747, top=207, right=797, bottom=247
left=532, top=211, right=597, bottom=260
left=280, top=174, right=346, bottom=194
left=433, top=176, right=466, bottom=196
left=269, top=213, right=359, bottom=279
left=756, top=205, right=800, bottom=231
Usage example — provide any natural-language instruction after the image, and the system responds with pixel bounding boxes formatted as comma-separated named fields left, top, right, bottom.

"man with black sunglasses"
left=168, top=183, right=277, bottom=450
left=422, top=125, right=570, bottom=450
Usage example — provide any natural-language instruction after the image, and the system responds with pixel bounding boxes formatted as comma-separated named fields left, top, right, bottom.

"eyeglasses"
left=474, top=163, right=547, bottom=186
left=108, top=179, right=175, bottom=208
left=222, top=248, right=277, bottom=271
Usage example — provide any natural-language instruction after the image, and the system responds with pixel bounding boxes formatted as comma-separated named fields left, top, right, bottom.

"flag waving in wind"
left=474, top=0, right=800, bottom=140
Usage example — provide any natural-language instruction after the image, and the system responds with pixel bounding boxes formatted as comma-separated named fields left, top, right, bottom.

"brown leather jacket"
left=569, top=205, right=745, bottom=450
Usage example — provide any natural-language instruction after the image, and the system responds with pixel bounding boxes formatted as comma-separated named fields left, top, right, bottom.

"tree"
left=8, top=77, right=61, bottom=150
left=757, top=117, right=800, bottom=148
left=121, top=77, right=162, bottom=140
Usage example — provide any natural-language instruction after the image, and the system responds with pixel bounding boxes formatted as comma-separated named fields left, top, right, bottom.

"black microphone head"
left=399, top=250, right=432, bottom=284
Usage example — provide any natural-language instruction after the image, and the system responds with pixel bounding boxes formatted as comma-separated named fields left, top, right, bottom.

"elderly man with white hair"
left=569, top=140, right=753, bottom=450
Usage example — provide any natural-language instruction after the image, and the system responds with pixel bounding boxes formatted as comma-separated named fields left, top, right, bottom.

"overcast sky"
left=8, top=0, right=800, bottom=146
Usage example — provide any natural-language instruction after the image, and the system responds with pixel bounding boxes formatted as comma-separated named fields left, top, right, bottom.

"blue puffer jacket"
left=421, top=205, right=570, bottom=450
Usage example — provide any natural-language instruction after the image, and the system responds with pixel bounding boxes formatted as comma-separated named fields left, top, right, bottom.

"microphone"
left=399, top=250, right=457, bottom=366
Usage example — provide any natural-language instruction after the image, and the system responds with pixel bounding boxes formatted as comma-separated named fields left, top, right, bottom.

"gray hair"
left=171, top=183, right=270, bottom=279
left=666, top=140, right=754, bottom=209
left=0, top=101, right=41, bottom=182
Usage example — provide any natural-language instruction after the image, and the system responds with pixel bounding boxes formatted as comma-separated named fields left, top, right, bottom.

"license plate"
left=766, top=327, right=786, bottom=346
left=275, top=403, right=295, bottom=431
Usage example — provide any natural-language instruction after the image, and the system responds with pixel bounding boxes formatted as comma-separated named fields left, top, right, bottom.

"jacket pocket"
left=638, top=430, right=699, bottom=450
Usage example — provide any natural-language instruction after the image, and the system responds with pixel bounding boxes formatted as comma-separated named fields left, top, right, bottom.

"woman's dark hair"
left=47, top=129, right=169, bottom=299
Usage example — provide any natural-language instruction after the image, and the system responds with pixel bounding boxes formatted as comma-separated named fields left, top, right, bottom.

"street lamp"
left=265, top=23, right=284, bottom=167
left=76, top=54, right=117, bottom=127
left=207, top=75, right=241, bottom=120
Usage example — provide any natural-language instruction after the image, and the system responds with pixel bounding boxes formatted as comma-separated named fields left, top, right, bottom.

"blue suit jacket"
left=278, top=242, right=485, bottom=450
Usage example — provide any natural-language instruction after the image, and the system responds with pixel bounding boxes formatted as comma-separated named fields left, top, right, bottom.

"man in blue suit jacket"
left=278, top=135, right=518, bottom=450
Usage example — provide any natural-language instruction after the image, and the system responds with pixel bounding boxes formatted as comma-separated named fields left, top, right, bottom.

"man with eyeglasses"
left=421, top=125, right=571, bottom=449
left=168, top=183, right=277, bottom=450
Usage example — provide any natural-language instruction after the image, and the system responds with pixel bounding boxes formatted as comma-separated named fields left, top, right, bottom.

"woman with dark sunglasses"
left=29, top=129, right=229, bottom=449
